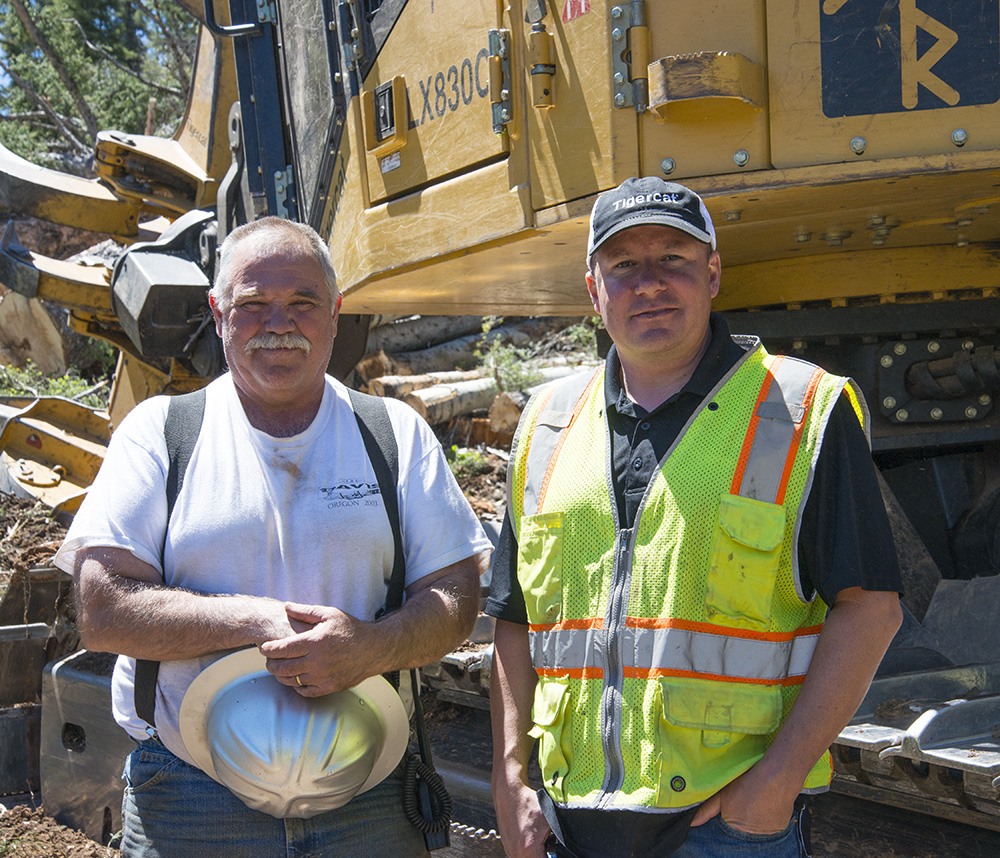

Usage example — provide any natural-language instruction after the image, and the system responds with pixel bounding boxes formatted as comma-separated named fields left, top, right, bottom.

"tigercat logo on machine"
left=820, top=0, right=999, bottom=117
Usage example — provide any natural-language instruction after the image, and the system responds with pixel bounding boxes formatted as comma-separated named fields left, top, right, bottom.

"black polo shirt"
left=486, top=314, right=901, bottom=623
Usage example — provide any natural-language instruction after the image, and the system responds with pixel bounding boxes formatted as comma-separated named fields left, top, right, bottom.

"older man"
left=486, top=178, right=902, bottom=858
left=55, top=217, right=492, bottom=857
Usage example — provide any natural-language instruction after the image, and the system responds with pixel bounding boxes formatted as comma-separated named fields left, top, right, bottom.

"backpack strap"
left=135, top=388, right=207, bottom=730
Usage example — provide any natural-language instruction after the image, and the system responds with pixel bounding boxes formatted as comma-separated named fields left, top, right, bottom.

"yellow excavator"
left=3, top=0, right=1000, bottom=843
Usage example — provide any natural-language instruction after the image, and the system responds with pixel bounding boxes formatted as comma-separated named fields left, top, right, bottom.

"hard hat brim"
left=179, top=648, right=409, bottom=805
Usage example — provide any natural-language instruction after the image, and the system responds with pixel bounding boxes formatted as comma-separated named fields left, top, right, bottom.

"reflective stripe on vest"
left=530, top=619, right=822, bottom=684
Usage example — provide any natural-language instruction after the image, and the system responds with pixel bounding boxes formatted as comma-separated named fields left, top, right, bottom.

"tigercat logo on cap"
left=612, top=192, right=685, bottom=211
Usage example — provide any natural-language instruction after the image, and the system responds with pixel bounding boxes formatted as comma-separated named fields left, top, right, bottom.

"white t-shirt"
left=54, top=373, right=492, bottom=764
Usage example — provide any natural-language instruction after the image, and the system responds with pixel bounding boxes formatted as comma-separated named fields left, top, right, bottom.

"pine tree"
left=0, top=0, right=197, bottom=172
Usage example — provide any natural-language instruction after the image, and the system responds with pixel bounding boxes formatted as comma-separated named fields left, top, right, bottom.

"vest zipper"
left=598, top=526, right=634, bottom=807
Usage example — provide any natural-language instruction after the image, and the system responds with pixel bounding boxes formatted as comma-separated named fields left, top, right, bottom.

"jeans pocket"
left=713, top=811, right=808, bottom=858
left=124, top=742, right=185, bottom=794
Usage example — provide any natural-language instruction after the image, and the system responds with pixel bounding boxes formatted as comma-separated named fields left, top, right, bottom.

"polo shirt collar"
left=604, top=313, right=744, bottom=417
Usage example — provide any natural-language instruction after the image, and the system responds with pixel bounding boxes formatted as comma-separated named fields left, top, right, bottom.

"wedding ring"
left=295, top=675, right=304, bottom=688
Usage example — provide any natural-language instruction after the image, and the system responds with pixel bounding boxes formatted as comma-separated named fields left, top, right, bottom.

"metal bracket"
left=876, top=338, right=995, bottom=425
left=202, top=0, right=261, bottom=37
left=610, top=1, right=648, bottom=113
left=0, top=222, right=39, bottom=299
left=489, top=29, right=513, bottom=135
left=273, top=166, right=297, bottom=220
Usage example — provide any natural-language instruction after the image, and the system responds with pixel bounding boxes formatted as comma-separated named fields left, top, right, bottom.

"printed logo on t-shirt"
left=320, top=481, right=382, bottom=508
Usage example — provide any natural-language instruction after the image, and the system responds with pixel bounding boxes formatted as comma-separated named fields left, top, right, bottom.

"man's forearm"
left=693, top=587, right=902, bottom=831
left=757, top=587, right=902, bottom=796
left=491, top=620, right=538, bottom=782
left=75, top=548, right=290, bottom=660
left=368, top=552, right=487, bottom=673
left=490, top=619, right=551, bottom=858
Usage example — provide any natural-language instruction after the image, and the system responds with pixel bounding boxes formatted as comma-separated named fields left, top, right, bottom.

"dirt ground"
left=1, top=494, right=68, bottom=575
left=0, top=806, right=114, bottom=858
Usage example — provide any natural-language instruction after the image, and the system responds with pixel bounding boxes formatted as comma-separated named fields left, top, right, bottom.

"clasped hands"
left=259, top=602, right=378, bottom=697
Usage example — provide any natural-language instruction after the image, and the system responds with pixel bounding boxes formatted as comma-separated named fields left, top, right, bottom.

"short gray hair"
left=211, top=217, right=338, bottom=311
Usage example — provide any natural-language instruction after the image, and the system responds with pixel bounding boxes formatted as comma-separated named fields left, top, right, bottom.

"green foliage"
left=558, top=317, right=603, bottom=350
left=475, top=317, right=543, bottom=393
left=0, top=0, right=198, bottom=167
left=444, top=444, right=490, bottom=479
left=0, top=360, right=110, bottom=409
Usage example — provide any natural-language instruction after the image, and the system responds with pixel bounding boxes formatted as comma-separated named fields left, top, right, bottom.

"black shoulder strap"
left=348, top=388, right=405, bottom=615
left=135, top=388, right=207, bottom=730
left=349, top=389, right=450, bottom=848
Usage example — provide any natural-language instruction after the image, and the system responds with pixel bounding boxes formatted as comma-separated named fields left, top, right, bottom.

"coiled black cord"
left=402, top=749, right=452, bottom=833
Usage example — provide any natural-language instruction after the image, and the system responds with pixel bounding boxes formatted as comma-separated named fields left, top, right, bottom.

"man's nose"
left=263, top=304, right=295, bottom=333
left=633, top=260, right=665, bottom=295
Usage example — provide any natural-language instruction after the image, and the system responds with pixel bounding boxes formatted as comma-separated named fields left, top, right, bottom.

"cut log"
left=449, top=416, right=513, bottom=449
left=368, top=314, right=408, bottom=330
left=357, top=317, right=580, bottom=381
left=403, top=377, right=499, bottom=425
left=488, top=391, right=529, bottom=435
left=369, top=370, right=484, bottom=398
left=0, top=289, right=66, bottom=375
left=365, top=315, right=489, bottom=354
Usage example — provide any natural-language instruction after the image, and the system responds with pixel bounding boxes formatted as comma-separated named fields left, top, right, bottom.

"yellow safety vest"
left=510, top=339, right=868, bottom=811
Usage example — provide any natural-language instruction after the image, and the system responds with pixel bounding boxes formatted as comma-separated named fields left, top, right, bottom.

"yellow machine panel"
left=767, top=0, right=1000, bottom=168
left=522, top=2, right=638, bottom=211
left=361, top=0, right=507, bottom=205
left=639, top=0, right=771, bottom=180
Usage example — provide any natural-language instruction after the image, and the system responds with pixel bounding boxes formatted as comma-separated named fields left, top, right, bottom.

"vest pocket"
left=528, top=677, right=572, bottom=802
left=706, top=494, right=786, bottom=631
left=517, top=512, right=564, bottom=625
left=656, top=677, right=783, bottom=802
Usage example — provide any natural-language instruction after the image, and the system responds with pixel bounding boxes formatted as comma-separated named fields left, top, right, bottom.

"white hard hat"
left=179, top=648, right=409, bottom=819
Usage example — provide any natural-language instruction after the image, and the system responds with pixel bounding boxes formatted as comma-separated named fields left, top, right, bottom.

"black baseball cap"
left=587, top=177, right=716, bottom=266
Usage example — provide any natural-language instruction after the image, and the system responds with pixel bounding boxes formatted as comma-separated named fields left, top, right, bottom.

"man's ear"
left=210, top=293, right=224, bottom=337
left=585, top=268, right=601, bottom=315
left=708, top=251, right=721, bottom=300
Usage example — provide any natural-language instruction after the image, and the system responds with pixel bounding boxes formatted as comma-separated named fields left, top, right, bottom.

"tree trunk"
left=357, top=317, right=579, bottom=381
left=403, top=377, right=499, bottom=425
left=369, top=370, right=484, bottom=398
left=365, top=315, right=489, bottom=355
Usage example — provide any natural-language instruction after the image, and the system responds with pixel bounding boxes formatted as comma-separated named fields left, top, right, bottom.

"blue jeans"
left=672, top=802, right=811, bottom=858
left=120, top=738, right=428, bottom=858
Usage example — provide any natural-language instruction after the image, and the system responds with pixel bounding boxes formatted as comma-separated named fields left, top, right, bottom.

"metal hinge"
left=488, top=29, right=513, bottom=135
left=273, top=166, right=297, bottom=220
left=610, top=0, right=648, bottom=113
left=339, top=0, right=364, bottom=72
left=255, top=0, right=275, bottom=24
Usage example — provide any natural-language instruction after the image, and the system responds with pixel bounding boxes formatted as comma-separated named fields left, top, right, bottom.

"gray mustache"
left=244, top=333, right=312, bottom=355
